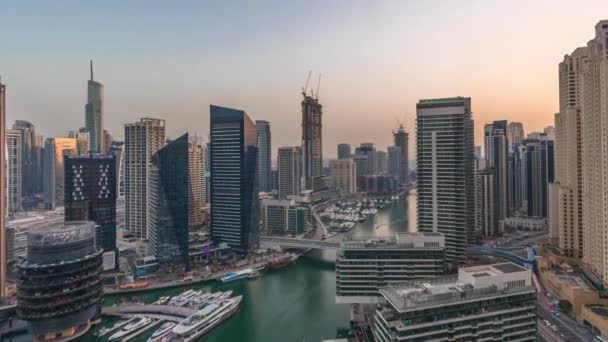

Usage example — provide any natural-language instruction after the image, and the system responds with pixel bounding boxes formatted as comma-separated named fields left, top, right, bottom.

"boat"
left=247, top=270, right=260, bottom=279
left=220, top=267, right=259, bottom=283
left=147, top=322, right=176, bottom=342
left=153, top=296, right=171, bottom=305
left=98, top=317, right=135, bottom=337
left=172, top=295, right=243, bottom=342
left=265, top=254, right=292, bottom=271
left=109, top=317, right=152, bottom=341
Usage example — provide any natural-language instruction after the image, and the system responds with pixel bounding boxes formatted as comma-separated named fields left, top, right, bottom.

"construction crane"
left=302, top=70, right=312, bottom=96
left=315, top=73, right=322, bottom=99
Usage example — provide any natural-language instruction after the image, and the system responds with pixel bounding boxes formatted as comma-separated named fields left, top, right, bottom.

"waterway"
left=83, top=191, right=416, bottom=342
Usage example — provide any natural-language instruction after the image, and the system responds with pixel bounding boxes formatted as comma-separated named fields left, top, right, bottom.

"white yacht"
left=172, top=295, right=243, bottom=342
left=146, top=322, right=176, bottom=342
left=109, top=317, right=152, bottom=341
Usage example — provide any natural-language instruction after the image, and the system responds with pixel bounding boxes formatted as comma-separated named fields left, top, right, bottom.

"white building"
left=124, top=118, right=166, bottom=239
left=373, top=262, right=536, bottom=342
left=5, top=129, right=22, bottom=216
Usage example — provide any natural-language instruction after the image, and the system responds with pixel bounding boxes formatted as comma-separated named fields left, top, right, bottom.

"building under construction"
left=16, top=221, right=103, bottom=341
left=301, top=72, right=323, bottom=190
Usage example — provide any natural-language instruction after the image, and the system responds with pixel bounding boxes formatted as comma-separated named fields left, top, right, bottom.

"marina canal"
left=84, top=191, right=416, bottom=342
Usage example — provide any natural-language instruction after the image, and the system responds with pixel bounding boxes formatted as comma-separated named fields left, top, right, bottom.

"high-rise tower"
left=416, top=97, right=475, bottom=264
left=124, top=118, right=166, bottom=239
left=484, top=120, right=509, bottom=234
left=256, top=120, right=272, bottom=193
left=85, top=60, right=104, bottom=154
left=301, top=83, right=323, bottom=190
left=277, top=146, right=302, bottom=199
left=393, top=125, right=409, bottom=186
left=43, top=138, right=77, bottom=209
left=0, top=79, right=6, bottom=297
left=210, top=105, right=259, bottom=253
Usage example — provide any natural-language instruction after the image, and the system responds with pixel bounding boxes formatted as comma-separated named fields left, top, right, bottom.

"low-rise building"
left=336, top=232, right=445, bottom=304
left=499, top=216, right=547, bottom=232
left=261, top=199, right=309, bottom=235
left=373, top=262, right=537, bottom=342
left=582, top=305, right=608, bottom=339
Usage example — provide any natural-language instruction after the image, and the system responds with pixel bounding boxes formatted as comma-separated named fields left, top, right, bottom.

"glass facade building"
left=210, top=105, right=259, bottom=253
left=65, top=154, right=117, bottom=255
left=256, top=120, right=272, bottom=193
left=148, top=134, right=190, bottom=269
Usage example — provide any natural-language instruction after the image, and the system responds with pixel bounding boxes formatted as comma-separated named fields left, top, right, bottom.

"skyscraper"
left=393, top=125, right=409, bottom=186
left=301, top=91, right=323, bottom=189
left=475, top=159, right=495, bottom=237
left=43, top=137, right=77, bottom=209
left=337, top=143, right=351, bottom=159
left=64, top=154, right=117, bottom=256
left=12, top=120, right=38, bottom=195
left=188, top=137, right=204, bottom=229
left=375, top=150, right=387, bottom=174
left=85, top=60, right=104, bottom=154
left=329, top=158, right=356, bottom=195
left=210, top=105, right=259, bottom=253
left=124, top=118, right=166, bottom=239
left=256, top=120, right=272, bottom=193
left=0, top=80, right=6, bottom=297
left=68, top=128, right=90, bottom=155
left=416, top=97, right=475, bottom=264
left=355, top=143, right=376, bottom=175
left=277, top=146, right=302, bottom=199
left=484, top=120, right=509, bottom=233
left=148, top=134, right=190, bottom=269
left=6, top=129, right=22, bottom=216
left=387, top=146, right=402, bottom=183
left=507, top=122, right=525, bottom=147
left=521, top=135, right=554, bottom=218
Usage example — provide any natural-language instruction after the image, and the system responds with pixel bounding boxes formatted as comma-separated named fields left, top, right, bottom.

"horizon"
left=1, top=1, right=607, bottom=157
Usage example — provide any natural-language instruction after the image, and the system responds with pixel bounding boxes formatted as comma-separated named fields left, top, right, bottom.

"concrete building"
left=85, top=61, right=104, bottom=154
left=301, top=91, right=323, bottom=189
left=393, top=125, right=409, bottom=186
left=12, top=120, right=39, bottom=195
left=336, top=232, right=445, bottom=304
left=124, top=118, right=166, bottom=239
left=484, top=120, right=509, bottom=233
left=64, top=154, right=117, bottom=258
left=68, top=128, right=90, bottom=155
left=16, top=221, right=103, bottom=341
left=6, top=129, right=22, bottom=216
left=387, top=146, right=402, bottom=183
left=375, top=150, right=387, bottom=174
left=544, top=126, right=555, bottom=141
left=499, top=217, right=547, bottom=232
left=373, top=263, right=536, bottom=342
left=329, top=159, right=357, bottom=195
left=43, top=137, right=77, bottom=209
left=337, top=143, right=351, bottom=159
left=148, top=134, right=190, bottom=269
left=416, top=97, right=475, bottom=264
left=475, top=161, right=495, bottom=238
left=261, top=199, right=308, bottom=234
left=188, top=137, right=204, bottom=229
left=210, top=105, right=259, bottom=253
left=256, top=120, right=272, bottom=193
left=0, top=80, right=6, bottom=297
left=507, top=122, right=525, bottom=147
left=277, top=146, right=302, bottom=199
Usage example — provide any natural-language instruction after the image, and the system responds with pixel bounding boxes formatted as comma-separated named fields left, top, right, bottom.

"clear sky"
left=2, top=1, right=607, bottom=157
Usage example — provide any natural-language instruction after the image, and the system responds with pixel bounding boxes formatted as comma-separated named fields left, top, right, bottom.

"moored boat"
left=172, top=295, right=243, bottom=342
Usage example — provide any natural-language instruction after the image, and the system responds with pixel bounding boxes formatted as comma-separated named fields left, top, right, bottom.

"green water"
left=84, top=193, right=415, bottom=342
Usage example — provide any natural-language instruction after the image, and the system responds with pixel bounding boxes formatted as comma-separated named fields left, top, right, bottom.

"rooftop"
left=341, top=232, right=444, bottom=249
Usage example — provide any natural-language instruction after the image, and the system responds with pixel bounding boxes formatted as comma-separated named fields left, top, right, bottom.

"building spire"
left=90, top=59, right=94, bottom=81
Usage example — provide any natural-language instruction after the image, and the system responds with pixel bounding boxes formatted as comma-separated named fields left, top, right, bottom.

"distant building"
left=189, top=137, right=204, bottom=229
left=124, top=118, right=166, bottom=239
left=507, top=122, right=525, bottom=147
left=500, top=217, right=547, bottom=232
left=387, top=146, right=402, bottom=183
left=103, top=129, right=112, bottom=154
left=337, top=143, right=351, bottom=159
left=277, top=146, right=302, bottom=199
left=484, top=120, right=509, bottom=233
left=353, top=153, right=369, bottom=190
left=0, top=81, right=6, bottom=297
left=85, top=61, right=104, bottom=154
left=261, top=199, right=308, bottom=234
left=210, top=105, right=259, bottom=253
left=393, top=125, right=409, bottom=185
left=355, top=143, right=376, bottom=175
left=64, top=154, right=117, bottom=257
left=336, top=232, right=445, bottom=304
left=360, top=174, right=396, bottom=194
left=522, top=135, right=554, bottom=218
left=329, top=159, right=357, bottom=195
left=6, top=129, right=22, bottom=216
left=68, top=128, right=90, bottom=154
left=416, top=97, right=474, bottom=264
left=375, top=150, right=387, bottom=174
left=372, top=263, right=536, bottom=342
left=12, top=120, right=40, bottom=195
left=16, top=221, right=103, bottom=341
left=256, top=120, right=272, bottom=193
left=301, top=92, right=323, bottom=189
left=475, top=160, right=495, bottom=237
left=43, top=137, right=77, bottom=209
left=148, top=134, right=190, bottom=269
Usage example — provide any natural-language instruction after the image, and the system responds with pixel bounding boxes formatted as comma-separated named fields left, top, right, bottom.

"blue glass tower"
left=210, top=105, right=259, bottom=253
left=148, top=134, right=190, bottom=269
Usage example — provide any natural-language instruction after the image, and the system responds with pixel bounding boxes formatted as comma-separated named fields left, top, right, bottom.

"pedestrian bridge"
left=102, top=304, right=196, bottom=322
left=259, top=236, right=340, bottom=250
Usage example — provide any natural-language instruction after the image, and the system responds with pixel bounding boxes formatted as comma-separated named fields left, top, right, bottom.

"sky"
left=1, top=0, right=607, bottom=158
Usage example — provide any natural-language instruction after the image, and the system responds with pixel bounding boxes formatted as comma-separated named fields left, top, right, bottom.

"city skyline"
left=2, top=2, right=607, bottom=156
